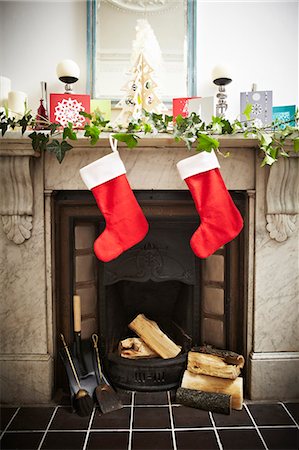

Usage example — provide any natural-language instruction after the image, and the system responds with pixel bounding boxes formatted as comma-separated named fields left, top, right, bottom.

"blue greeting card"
left=272, top=105, right=296, bottom=128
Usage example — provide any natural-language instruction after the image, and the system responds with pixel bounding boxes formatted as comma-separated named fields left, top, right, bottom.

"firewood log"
left=181, top=370, right=243, bottom=410
left=196, top=345, right=245, bottom=368
left=187, top=352, right=241, bottom=379
left=128, top=314, right=181, bottom=359
left=176, top=387, right=232, bottom=415
left=119, top=338, right=159, bottom=359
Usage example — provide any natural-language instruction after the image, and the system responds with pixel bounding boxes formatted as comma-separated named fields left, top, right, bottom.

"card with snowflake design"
left=50, top=94, right=90, bottom=128
left=240, top=91, right=272, bottom=127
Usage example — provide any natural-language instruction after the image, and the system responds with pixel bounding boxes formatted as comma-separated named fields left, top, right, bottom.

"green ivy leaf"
left=293, top=137, right=299, bottom=152
left=79, top=111, right=92, bottom=120
left=243, top=103, right=252, bottom=121
left=113, top=133, right=138, bottom=148
left=84, top=124, right=101, bottom=145
left=49, top=123, right=60, bottom=135
left=28, top=131, right=49, bottom=152
left=63, top=123, right=77, bottom=140
left=261, top=153, right=277, bottom=167
left=18, top=114, right=32, bottom=135
left=46, top=139, right=73, bottom=163
left=196, top=134, right=220, bottom=152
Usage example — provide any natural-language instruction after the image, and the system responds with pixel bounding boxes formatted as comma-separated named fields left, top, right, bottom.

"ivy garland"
left=0, top=105, right=298, bottom=165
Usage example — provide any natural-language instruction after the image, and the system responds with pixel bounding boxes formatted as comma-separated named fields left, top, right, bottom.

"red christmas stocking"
left=177, top=151, right=243, bottom=258
left=80, top=150, right=148, bottom=262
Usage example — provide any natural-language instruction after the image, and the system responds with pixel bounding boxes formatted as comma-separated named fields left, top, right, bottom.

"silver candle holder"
left=213, top=76, right=232, bottom=117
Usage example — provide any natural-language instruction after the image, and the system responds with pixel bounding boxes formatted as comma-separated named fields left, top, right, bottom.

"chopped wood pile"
left=177, top=346, right=245, bottom=413
left=119, top=314, right=181, bottom=359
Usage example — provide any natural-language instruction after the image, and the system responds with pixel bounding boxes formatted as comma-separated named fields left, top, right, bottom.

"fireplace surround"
left=54, top=189, right=246, bottom=392
left=0, top=134, right=298, bottom=403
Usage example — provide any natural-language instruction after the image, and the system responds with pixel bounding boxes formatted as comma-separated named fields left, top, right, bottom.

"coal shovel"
left=91, top=333, right=123, bottom=414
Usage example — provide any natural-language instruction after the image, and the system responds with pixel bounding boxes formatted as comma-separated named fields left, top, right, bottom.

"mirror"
left=87, top=0, right=197, bottom=103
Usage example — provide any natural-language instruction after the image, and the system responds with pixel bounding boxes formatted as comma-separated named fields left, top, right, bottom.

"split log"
left=181, top=370, right=243, bottom=410
left=196, top=345, right=245, bottom=368
left=119, top=338, right=159, bottom=359
left=176, top=387, right=232, bottom=415
left=187, top=352, right=241, bottom=379
left=128, top=314, right=181, bottom=359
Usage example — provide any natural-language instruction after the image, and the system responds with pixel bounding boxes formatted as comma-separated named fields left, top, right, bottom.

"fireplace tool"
left=60, top=334, right=93, bottom=417
left=92, top=333, right=123, bottom=414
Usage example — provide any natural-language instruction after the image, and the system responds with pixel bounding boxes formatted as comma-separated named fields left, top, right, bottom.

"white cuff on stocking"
left=80, top=151, right=126, bottom=189
left=176, top=150, right=220, bottom=180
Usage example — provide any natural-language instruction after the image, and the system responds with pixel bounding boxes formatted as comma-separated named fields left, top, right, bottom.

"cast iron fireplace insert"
left=55, top=190, right=247, bottom=393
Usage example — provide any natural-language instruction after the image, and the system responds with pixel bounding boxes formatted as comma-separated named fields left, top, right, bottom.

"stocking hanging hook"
left=109, top=134, right=118, bottom=153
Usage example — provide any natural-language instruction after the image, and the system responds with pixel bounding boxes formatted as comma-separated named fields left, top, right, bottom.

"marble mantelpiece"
left=0, top=135, right=298, bottom=403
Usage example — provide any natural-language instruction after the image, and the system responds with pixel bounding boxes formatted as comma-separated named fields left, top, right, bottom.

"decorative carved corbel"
left=266, top=155, right=299, bottom=242
left=0, top=141, right=39, bottom=244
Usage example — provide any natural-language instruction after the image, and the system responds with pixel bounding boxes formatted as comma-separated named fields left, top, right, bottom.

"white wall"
left=0, top=0, right=298, bottom=119
left=197, top=0, right=299, bottom=119
left=0, top=0, right=87, bottom=113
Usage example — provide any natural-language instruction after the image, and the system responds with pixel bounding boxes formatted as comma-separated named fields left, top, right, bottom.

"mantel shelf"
left=0, top=135, right=298, bottom=245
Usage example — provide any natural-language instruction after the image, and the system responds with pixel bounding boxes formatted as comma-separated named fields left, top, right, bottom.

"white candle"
left=212, top=65, right=232, bottom=81
left=8, top=90, right=28, bottom=117
left=0, top=76, right=11, bottom=107
left=56, top=59, right=80, bottom=79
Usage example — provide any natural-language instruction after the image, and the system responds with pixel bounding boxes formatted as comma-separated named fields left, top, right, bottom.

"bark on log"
left=119, top=338, right=159, bottom=359
left=176, top=387, right=232, bottom=415
left=181, top=370, right=243, bottom=410
left=187, top=352, right=241, bottom=379
left=128, top=314, right=181, bottom=359
left=196, top=345, right=245, bottom=368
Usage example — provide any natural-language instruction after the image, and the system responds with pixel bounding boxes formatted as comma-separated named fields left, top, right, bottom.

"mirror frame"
left=86, top=0, right=197, bottom=100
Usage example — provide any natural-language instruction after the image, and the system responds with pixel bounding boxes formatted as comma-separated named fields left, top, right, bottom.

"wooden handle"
left=73, top=295, right=81, bottom=333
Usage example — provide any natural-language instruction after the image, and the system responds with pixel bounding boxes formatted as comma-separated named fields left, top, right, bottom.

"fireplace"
left=55, top=189, right=247, bottom=392
left=1, top=136, right=298, bottom=403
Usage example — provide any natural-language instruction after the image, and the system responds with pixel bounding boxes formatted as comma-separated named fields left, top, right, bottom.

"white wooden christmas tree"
left=114, top=19, right=166, bottom=126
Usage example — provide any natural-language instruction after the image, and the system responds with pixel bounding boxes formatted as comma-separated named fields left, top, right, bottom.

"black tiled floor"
left=133, top=406, right=171, bottom=429
left=0, top=397, right=298, bottom=450
left=218, top=429, right=265, bottom=449
left=247, top=403, right=295, bottom=426
left=260, top=427, right=299, bottom=450
left=172, top=405, right=211, bottom=428
left=40, top=431, right=86, bottom=450
left=0, top=432, right=44, bottom=450
left=6, top=407, right=55, bottom=431
left=131, top=431, right=173, bottom=449
left=176, top=430, right=219, bottom=449
left=0, top=408, right=17, bottom=431
left=285, top=402, right=299, bottom=423
left=92, top=407, right=130, bottom=429
left=87, top=431, right=129, bottom=450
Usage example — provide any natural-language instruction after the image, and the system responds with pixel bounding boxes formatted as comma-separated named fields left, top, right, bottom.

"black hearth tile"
left=133, top=406, right=170, bottom=429
left=92, top=406, right=131, bottom=429
left=284, top=403, right=299, bottom=423
left=172, top=405, right=212, bottom=428
left=135, top=391, right=168, bottom=405
left=0, top=431, right=43, bottom=450
left=115, top=388, right=133, bottom=405
left=247, top=403, right=294, bottom=426
left=7, top=407, right=55, bottom=431
left=40, top=431, right=86, bottom=449
left=87, top=431, right=129, bottom=449
left=0, top=407, right=18, bottom=431
left=176, top=430, right=218, bottom=449
left=213, top=407, right=253, bottom=427
left=49, top=406, right=91, bottom=430
left=260, top=427, right=299, bottom=450
left=131, top=431, right=173, bottom=449
left=218, top=429, right=265, bottom=449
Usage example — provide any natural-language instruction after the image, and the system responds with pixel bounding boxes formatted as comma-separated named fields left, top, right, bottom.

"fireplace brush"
left=60, top=334, right=93, bottom=417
